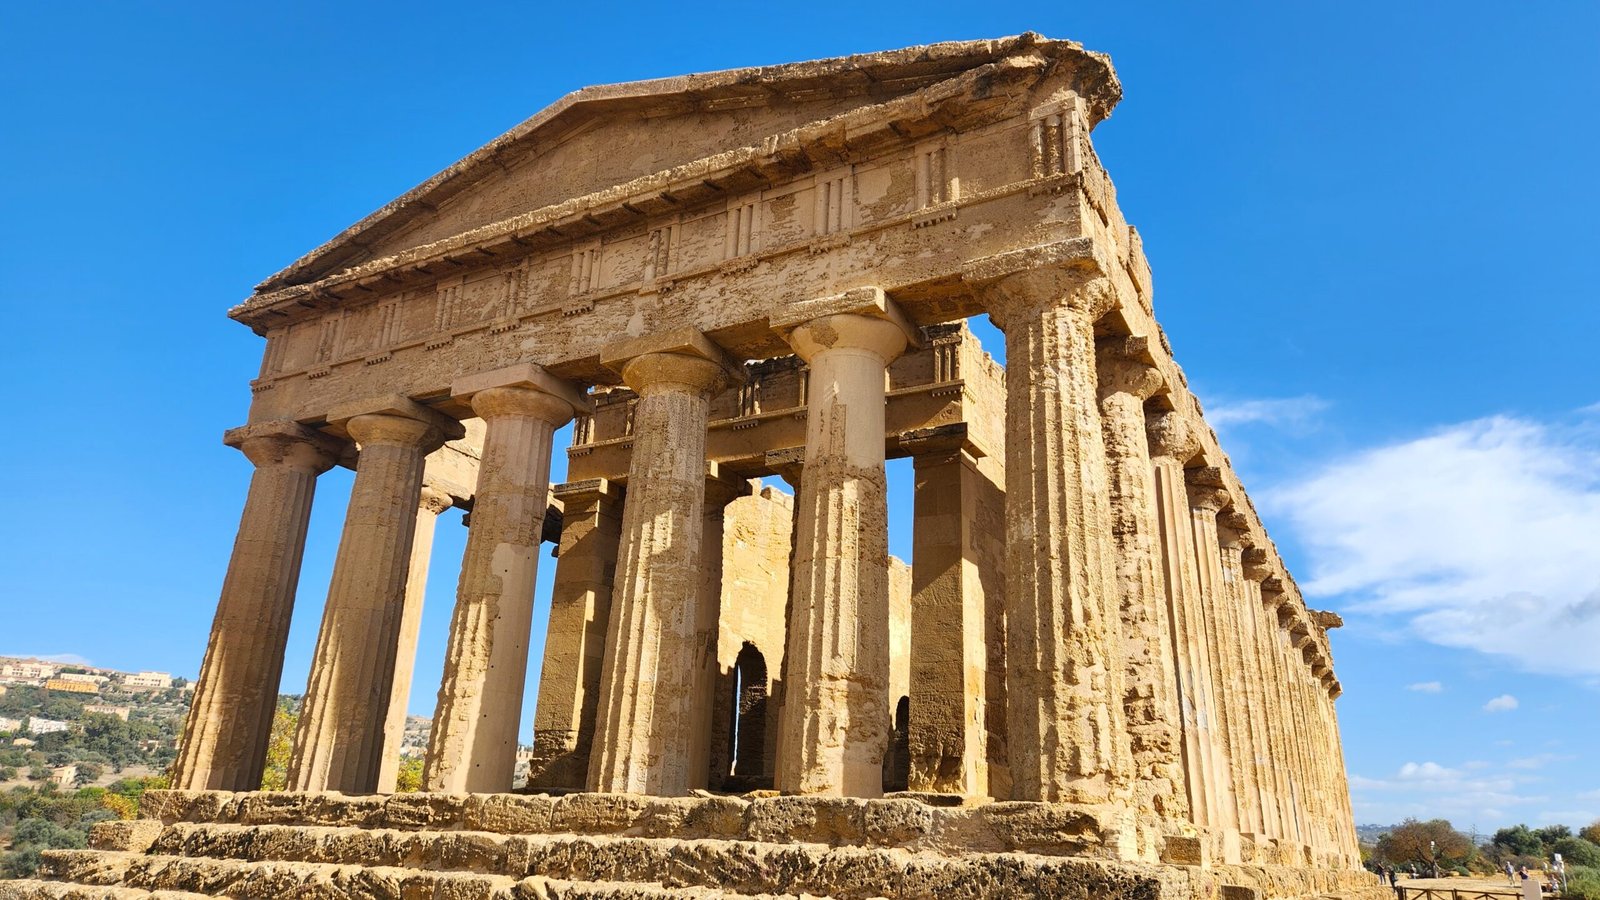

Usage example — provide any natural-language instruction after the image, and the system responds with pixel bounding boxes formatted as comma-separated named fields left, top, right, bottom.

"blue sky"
left=2, top=2, right=1595, bottom=831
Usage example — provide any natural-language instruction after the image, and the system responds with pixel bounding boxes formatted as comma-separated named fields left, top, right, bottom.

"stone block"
left=140, top=789, right=234, bottom=823
left=548, top=792, right=651, bottom=834
left=1162, top=834, right=1207, bottom=867
left=465, top=793, right=556, bottom=834
left=88, top=819, right=162, bottom=852
left=1222, top=885, right=1262, bottom=900
left=862, top=798, right=933, bottom=846
left=386, top=792, right=470, bottom=829
left=745, top=796, right=867, bottom=844
left=981, top=801, right=1104, bottom=857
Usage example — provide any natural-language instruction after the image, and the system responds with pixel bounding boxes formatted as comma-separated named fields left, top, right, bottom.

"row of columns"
left=174, top=243, right=1357, bottom=869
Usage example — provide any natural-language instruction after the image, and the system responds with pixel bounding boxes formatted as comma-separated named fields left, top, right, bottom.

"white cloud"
left=1399, top=761, right=1462, bottom=780
left=1407, top=681, right=1444, bottom=693
left=1206, top=395, right=1329, bottom=429
left=1351, top=760, right=1543, bottom=820
left=1263, top=413, right=1600, bottom=677
left=1484, top=694, right=1520, bottom=713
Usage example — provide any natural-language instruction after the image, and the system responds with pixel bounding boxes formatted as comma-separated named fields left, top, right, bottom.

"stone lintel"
left=552, top=477, right=621, bottom=504
left=450, top=362, right=592, bottom=416
left=763, top=446, right=806, bottom=482
left=223, top=420, right=346, bottom=457
left=704, top=461, right=753, bottom=507
left=899, top=422, right=978, bottom=464
left=323, top=394, right=466, bottom=443
left=960, top=236, right=1108, bottom=287
left=599, top=327, right=745, bottom=386
left=768, top=286, right=922, bottom=351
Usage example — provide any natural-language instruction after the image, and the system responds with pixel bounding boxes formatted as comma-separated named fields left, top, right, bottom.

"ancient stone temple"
left=6, top=34, right=1383, bottom=900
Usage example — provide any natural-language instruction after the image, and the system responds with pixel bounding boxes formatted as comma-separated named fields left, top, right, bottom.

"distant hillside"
left=1358, top=823, right=1394, bottom=844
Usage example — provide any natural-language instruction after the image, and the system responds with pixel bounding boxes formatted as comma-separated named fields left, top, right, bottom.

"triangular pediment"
left=254, top=34, right=1117, bottom=297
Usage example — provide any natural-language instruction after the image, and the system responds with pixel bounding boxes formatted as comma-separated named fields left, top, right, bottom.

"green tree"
left=1493, top=824, right=1545, bottom=858
left=395, top=756, right=424, bottom=793
left=1374, top=818, right=1475, bottom=869
left=258, top=702, right=298, bottom=791
left=1583, top=821, right=1600, bottom=846
left=1553, top=837, right=1600, bottom=868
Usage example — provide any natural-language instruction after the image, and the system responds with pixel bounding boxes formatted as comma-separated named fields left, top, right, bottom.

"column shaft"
left=589, top=348, right=731, bottom=795
left=292, top=409, right=454, bottom=793
left=972, top=262, right=1132, bottom=808
left=377, top=486, right=452, bottom=793
left=775, top=309, right=908, bottom=797
left=906, top=437, right=1005, bottom=797
left=1098, top=350, right=1187, bottom=824
left=525, top=480, right=623, bottom=789
left=1217, top=533, right=1266, bottom=840
left=1186, top=487, right=1242, bottom=851
left=1147, top=426, right=1219, bottom=829
left=172, top=424, right=338, bottom=791
left=426, top=385, right=571, bottom=792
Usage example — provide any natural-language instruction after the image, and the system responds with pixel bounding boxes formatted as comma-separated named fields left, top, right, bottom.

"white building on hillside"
left=27, top=716, right=70, bottom=734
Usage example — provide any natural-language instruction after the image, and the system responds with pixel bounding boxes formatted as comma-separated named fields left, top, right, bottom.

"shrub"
left=1565, top=866, right=1600, bottom=900
left=1553, top=837, right=1600, bottom=869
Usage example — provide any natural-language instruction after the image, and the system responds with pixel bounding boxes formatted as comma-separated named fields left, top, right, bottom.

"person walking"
left=1506, top=862, right=1516, bottom=886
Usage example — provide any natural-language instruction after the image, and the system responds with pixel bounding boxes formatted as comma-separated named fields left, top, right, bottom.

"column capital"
left=224, top=421, right=343, bottom=473
left=602, top=327, right=745, bottom=398
left=452, top=362, right=591, bottom=421
left=1241, top=547, right=1274, bottom=582
left=961, top=238, right=1117, bottom=326
left=770, top=287, right=920, bottom=364
left=328, top=394, right=466, bottom=449
left=1185, top=466, right=1231, bottom=512
left=1096, top=335, right=1166, bottom=402
left=419, top=485, right=454, bottom=516
left=1145, top=409, right=1201, bottom=463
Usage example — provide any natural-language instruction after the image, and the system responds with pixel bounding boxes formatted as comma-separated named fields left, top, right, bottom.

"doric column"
left=688, top=468, right=750, bottom=789
left=291, top=397, right=462, bottom=793
left=524, top=478, right=623, bottom=790
left=376, top=485, right=453, bottom=794
left=172, top=422, right=341, bottom=792
left=1241, top=547, right=1294, bottom=845
left=588, top=329, right=742, bottom=795
left=1096, top=337, right=1188, bottom=824
left=1146, top=412, right=1218, bottom=830
left=1215, top=518, right=1265, bottom=844
left=1260, top=578, right=1309, bottom=854
left=903, top=423, right=1006, bottom=798
left=1185, top=467, right=1243, bottom=860
left=425, top=365, right=584, bottom=793
left=771, top=288, right=915, bottom=797
left=964, top=242, right=1133, bottom=814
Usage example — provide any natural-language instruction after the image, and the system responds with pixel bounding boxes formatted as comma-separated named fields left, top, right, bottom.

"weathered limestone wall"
left=717, top=487, right=793, bottom=674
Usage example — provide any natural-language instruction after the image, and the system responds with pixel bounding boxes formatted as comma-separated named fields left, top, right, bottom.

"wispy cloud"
left=1206, top=395, right=1329, bottom=429
left=1507, top=753, right=1574, bottom=770
left=1484, top=694, right=1520, bottom=713
left=1263, top=412, right=1600, bottom=678
left=1407, top=681, right=1444, bottom=693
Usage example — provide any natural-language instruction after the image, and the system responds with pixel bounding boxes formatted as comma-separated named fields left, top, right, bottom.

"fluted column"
left=1215, top=520, right=1265, bottom=843
left=589, top=330, right=741, bottom=795
left=1241, top=548, right=1294, bottom=846
left=1096, top=338, right=1187, bottom=824
left=772, top=288, right=913, bottom=797
left=425, top=365, right=583, bottom=793
left=1260, top=580, right=1309, bottom=854
left=1146, top=412, right=1217, bottom=831
left=173, top=422, right=341, bottom=791
left=377, top=485, right=453, bottom=793
left=965, top=243, right=1133, bottom=815
left=525, top=478, right=624, bottom=790
left=903, top=424, right=1006, bottom=798
left=291, top=399, right=461, bottom=793
left=689, top=469, right=750, bottom=789
left=1185, top=468, right=1243, bottom=861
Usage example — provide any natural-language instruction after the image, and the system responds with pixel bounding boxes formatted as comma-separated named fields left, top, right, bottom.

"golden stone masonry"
left=4, top=34, right=1386, bottom=900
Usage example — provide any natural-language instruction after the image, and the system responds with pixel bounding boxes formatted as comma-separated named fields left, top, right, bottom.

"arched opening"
left=728, top=642, right=771, bottom=787
left=883, top=694, right=911, bottom=792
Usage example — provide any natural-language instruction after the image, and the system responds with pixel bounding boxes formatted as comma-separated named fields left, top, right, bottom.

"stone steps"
left=28, top=849, right=804, bottom=899
left=0, top=881, right=211, bottom=900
